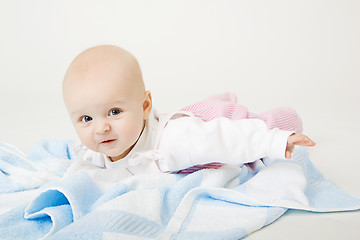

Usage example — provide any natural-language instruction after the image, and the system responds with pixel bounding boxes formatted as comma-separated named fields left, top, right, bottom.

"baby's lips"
left=99, top=138, right=116, bottom=144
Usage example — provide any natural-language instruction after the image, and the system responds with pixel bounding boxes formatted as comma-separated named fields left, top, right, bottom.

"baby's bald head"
left=63, top=45, right=145, bottom=108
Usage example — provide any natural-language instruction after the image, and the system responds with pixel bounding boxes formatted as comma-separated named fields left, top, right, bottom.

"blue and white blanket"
left=0, top=140, right=360, bottom=239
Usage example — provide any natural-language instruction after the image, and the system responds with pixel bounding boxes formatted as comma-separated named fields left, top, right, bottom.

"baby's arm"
left=285, top=133, right=316, bottom=158
left=158, top=117, right=307, bottom=172
left=176, top=92, right=307, bottom=174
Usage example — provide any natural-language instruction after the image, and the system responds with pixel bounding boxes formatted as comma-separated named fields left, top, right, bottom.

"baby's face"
left=63, top=49, right=151, bottom=161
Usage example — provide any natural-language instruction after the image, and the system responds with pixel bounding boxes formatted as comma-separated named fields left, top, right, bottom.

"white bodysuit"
left=73, top=110, right=293, bottom=175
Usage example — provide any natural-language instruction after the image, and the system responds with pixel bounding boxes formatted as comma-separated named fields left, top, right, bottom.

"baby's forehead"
left=65, top=81, right=129, bottom=114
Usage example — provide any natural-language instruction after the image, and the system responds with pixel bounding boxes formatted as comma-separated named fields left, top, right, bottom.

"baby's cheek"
left=77, top=129, right=94, bottom=148
left=126, top=120, right=144, bottom=140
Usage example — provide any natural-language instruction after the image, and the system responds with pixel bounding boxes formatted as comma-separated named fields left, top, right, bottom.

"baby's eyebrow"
left=109, top=101, right=125, bottom=106
left=70, top=111, right=84, bottom=118
left=69, top=107, right=89, bottom=117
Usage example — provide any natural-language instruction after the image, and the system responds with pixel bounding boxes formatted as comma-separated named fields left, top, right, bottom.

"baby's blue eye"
left=81, top=116, right=93, bottom=123
left=109, top=108, right=121, bottom=116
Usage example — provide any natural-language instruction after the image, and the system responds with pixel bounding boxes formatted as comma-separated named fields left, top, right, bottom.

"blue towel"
left=0, top=140, right=359, bottom=239
left=0, top=140, right=73, bottom=193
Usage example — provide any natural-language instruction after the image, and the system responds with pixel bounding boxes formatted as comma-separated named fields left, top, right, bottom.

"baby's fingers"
left=285, top=150, right=292, bottom=159
left=296, top=135, right=316, bottom=146
left=288, top=133, right=316, bottom=147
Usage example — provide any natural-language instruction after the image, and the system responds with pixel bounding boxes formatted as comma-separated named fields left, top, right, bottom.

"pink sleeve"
left=180, top=92, right=303, bottom=133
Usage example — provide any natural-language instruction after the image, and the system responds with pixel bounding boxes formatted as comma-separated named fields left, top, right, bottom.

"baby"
left=63, top=45, right=315, bottom=174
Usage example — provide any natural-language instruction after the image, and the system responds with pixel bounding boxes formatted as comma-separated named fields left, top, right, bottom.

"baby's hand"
left=286, top=133, right=316, bottom=158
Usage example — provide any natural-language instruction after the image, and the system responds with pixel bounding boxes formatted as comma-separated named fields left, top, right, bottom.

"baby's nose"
left=95, top=120, right=111, bottom=134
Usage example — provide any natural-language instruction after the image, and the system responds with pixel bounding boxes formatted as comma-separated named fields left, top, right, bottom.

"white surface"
left=0, top=0, right=359, bottom=239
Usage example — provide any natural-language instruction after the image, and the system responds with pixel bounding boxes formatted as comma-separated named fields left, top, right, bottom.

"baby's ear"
left=143, top=91, right=152, bottom=120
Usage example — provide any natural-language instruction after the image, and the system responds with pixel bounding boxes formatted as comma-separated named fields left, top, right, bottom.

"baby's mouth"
left=101, top=139, right=116, bottom=144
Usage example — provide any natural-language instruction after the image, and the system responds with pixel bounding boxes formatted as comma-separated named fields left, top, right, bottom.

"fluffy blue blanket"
left=0, top=140, right=359, bottom=239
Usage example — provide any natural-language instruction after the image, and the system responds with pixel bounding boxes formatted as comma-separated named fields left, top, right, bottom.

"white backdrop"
left=0, top=1, right=359, bottom=239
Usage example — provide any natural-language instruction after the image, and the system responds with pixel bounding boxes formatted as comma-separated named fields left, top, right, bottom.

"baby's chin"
left=91, top=141, right=136, bottom=162
left=105, top=148, right=132, bottom=162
